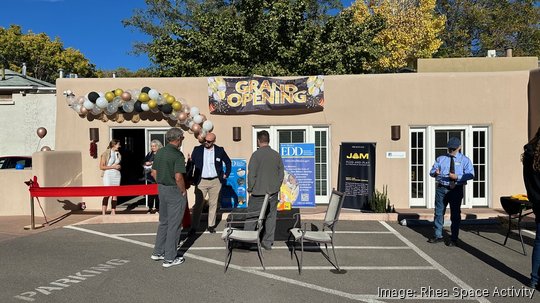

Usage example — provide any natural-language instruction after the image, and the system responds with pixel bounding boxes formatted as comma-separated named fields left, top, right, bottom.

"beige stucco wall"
left=0, top=93, right=56, bottom=156
left=43, top=71, right=529, bottom=211
left=418, top=57, right=538, bottom=73
left=32, top=151, right=83, bottom=216
left=0, top=151, right=82, bottom=217
left=0, top=168, right=33, bottom=215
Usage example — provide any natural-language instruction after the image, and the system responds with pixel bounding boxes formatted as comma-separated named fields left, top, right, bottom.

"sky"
left=1, top=0, right=356, bottom=71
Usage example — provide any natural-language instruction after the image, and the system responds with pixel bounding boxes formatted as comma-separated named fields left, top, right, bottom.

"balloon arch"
left=64, top=87, right=214, bottom=143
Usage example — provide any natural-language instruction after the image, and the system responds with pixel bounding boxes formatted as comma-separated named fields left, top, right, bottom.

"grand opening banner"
left=338, top=143, right=376, bottom=210
left=279, top=143, right=316, bottom=208
left=208, top=76, right=324, bottom=114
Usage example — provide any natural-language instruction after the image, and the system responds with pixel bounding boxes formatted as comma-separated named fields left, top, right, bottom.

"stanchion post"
left=30, top=196, right=35, bottom=230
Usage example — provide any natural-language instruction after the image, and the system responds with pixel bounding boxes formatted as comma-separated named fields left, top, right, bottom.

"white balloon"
left=83, top=99, right=95, bottom=110
left=72, top=104, right=81, bottom=114
left=107, top=102, right=118, bottom=114
left=112, top=96, right=122, bottom=106
left=122, top=101, right=134, bottom=113
left=91, top=106, right=103, bottom=115
left=202, top=120, right=214, bottom=132
left=148, top=89, right=160, bottom=100
left=98, top=91, right=104, bottom=97
left=141, top=103, right=150, bottom=111
left=190, top=106, right=200, bottom=117
left=157, top=95, right=165, bottom=105
left=131, top=90, right=140, bottom=102
left=192, top=114, right=203, bottom=124
left=96, top=97, right=108, bottom=109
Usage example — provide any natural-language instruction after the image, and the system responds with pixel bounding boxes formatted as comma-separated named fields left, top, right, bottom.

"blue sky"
left=1, top=0, right=356, bottom=71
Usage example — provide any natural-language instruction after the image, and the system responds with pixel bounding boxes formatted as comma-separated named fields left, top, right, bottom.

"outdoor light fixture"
left=391, top=125, right=401, bottom=141
left=233, top=126, right=241, bottom=142
left=89, top=128, right=99, bottom=158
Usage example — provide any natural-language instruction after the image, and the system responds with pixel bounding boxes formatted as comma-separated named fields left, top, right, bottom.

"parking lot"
left=0, top=219, right=537, bottom=303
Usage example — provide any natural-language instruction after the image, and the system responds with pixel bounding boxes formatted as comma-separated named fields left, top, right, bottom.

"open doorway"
left=111, top=128, right=146, bottom=205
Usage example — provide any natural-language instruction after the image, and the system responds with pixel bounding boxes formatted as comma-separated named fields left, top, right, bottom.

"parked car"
left=0, top=156, right=32, bottom=169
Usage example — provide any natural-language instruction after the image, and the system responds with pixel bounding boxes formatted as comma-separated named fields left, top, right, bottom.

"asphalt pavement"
left=0, top=217, right=538, bottom=303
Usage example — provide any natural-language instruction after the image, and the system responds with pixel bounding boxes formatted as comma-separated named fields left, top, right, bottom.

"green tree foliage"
left=123, top=0, right=384, bottom=76
left=0, top=25, right=96, bottom=83
left=352, top=0, right=445, bottom=72
left=436, top=0, right=540, bottom=57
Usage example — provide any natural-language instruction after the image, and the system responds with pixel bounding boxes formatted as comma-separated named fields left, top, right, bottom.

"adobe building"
left=2, top=56, right=539, bottom=217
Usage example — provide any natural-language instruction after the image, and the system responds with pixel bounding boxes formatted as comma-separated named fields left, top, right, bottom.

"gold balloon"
left=172, top=101, right=182, bottom=111
left=165, top=95, right=176, bottom=104
left=121, top=92, right=132, bottom=101
left=40, top=146, right=51, bottom=151
left=36, top=127, right=47, bottom=139
left=138, top=92, right=150, bottom=102
left=148, top=99, right=158, bottom=109
left=105, top=91, right=115, bottom=102
left=79, top=106, right=88, bottom=115
left=114, top=88, right=124, bottom=96
left=162, top=93, right=170, bottom=100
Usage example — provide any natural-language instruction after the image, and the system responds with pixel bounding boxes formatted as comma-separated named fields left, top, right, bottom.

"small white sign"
left=386, top=151, right=406, bottom=159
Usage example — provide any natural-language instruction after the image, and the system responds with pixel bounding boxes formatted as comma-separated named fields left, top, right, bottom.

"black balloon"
left=134, top=101, right=143, bottom=112
left=161, top=103, right=173, bottom=114
left=88, top=92, right=100, bottom=103
left=141, top=86, right=151, bottom=94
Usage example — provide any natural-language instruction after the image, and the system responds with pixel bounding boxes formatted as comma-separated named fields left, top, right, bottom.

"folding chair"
left=221, top=193, right=269, bottom=272
left=289, top=189, right=345, bottom=274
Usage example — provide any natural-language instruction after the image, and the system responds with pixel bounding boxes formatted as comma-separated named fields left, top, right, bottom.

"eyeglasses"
left=205, top=140, right=214, bottom=144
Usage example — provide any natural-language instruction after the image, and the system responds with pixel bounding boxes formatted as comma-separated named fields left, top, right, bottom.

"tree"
left=435, top=0, right=540, bottom=58
left=351, top=0, right=446, bottom=71
left=123, top=0, right=384, bottom=76
left=0, top=25, right=96, bottom=83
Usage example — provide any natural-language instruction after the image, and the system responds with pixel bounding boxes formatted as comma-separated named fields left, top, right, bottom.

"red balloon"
left=36, top=127, right=47, bottom=139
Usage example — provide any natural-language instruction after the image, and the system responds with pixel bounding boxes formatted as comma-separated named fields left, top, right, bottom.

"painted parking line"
left=65, top=223, right=486, bottom=302
left=379, top=221, right=489, bottom=303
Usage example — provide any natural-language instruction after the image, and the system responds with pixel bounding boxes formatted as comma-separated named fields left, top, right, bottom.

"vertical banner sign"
left=221, top=159, right=247, bottom=209
left=338, top=143, right=376, bottom=210
left=279, top=143, right=316, bottom=208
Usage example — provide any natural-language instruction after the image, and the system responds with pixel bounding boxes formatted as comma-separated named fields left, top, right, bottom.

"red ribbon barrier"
left=29, top=184, right=158, bottom=198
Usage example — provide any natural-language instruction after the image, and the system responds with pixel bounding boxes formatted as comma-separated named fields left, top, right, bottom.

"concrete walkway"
left=0, top=206, right=518, bottom=243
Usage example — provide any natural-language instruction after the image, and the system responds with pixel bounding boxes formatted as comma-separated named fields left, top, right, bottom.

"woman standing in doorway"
left=100, top=139, right=122, bottom=215
left=143, top=139, right=163, bottom=213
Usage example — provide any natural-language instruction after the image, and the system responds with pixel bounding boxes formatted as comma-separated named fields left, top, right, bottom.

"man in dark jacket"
left=190, top=132, right=231, bottom=233
left=522, top=127, right=540, bottom=290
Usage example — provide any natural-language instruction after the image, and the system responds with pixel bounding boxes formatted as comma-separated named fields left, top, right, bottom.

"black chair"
left=500, top=196, right=533, bottom=255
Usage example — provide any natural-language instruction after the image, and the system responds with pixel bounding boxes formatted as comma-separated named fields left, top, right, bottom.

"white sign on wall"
left=386, top=151, right=406, bottom=159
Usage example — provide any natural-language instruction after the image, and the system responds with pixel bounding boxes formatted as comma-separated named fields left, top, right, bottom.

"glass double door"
left=410, top=126, right=489, bottom=208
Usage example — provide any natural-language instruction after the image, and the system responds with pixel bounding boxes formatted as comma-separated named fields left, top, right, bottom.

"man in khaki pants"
left=190, top=133, right=231, bottom=233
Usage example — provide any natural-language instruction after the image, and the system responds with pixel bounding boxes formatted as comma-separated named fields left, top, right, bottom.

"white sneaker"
left=150, top=254, right=164, bottom=261
left=162, top=257, right=185, bottom=268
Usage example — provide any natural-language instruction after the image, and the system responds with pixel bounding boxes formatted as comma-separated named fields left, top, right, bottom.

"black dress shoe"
left=207, top=226, right=216, bottom=233
left=447, top=240, right=458, bottom=247
left=427, top=237, right=444, bottom=244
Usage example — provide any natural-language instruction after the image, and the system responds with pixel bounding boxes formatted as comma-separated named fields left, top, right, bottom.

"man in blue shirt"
left=428, top=137, right=475, bottom=246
